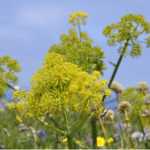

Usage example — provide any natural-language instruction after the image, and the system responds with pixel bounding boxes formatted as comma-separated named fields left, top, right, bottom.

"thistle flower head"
left=105, top=109, right=114, bottom=120
left=142, top=109, right=149, bottom=117
left=118, top=101, right=131, bottom=114
left=143, top=94, right=150, bottom=105
left=110, top=81, right=124, bottom=93
left=136, top=82, right=149, bottom=92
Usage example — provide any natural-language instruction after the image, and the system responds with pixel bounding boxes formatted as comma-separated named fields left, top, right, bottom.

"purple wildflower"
left=19, top=123, right=27, bottom=132
left=138, top=136, right=143, bottom=142
left=84, top=137, right=93, bottom=144
left=113, top=133, right=119, bottom=141
left=37, top=130, right=47, bottom=139
left=143, top=127, right=149, bottom=135
left=114, top=122, right=124, bottom=132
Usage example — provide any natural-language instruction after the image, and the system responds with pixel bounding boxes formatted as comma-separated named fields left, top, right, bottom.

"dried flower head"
left=143, top=94, right=150, bottom=105
left=105, top=110, right=114, bottom=120
left=110, top=81, right=124, bottom=93
left=136, top=82, right=149, bottom=92
left=2, top=128, right=10, bottom=137
left=29, top=126, right=37, bottom=142
left=142, top=109, right=149, bottom=118
left=89, top=104, right=99, bottom=112
left=118, top=101, right=131, bottom=114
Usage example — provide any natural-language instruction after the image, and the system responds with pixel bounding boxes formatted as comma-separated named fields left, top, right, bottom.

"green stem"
left=6, top=82, right=17, bottom=91
left=77, top=23, right=82, bottom=42
left=102, top=39, right=130, bottom=103
left=98, top=115, right=112, bottom=149
left=91, top=117, right=97, bottom=149
left=59, top=78, right=70, bottom=130
left=118, top=112, right=126, bottom=149
left=66, top=113, right=91, bottom=138
left=136, top=111, right=148, bottom=149
left=37, top=117, right=66, bottom=135
left=67, top=136, right=74, bottom=149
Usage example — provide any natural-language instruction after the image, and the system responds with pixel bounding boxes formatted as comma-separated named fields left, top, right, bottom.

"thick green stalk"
left=67, top=136, right=74, bottom=149
left=59, top=78, right=70, bottom=130
left=66, top=113, right=91, bottom=138
left=77, top=23, right=82, bottom=42
left=102, top=39, right=130, bottom=103
left=6, top=82, right=17, bottom=91
left=91, top=117, right=98, bottom=149
left=89, top=39, right=129, bottom=149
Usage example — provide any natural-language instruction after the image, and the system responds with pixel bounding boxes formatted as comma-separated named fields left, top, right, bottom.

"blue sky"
left=1, top=0, right=150, bottom=109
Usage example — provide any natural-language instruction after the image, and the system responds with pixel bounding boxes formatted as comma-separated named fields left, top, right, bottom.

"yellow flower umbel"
left=68, top=11, right=88, bottom=26
left=9, top=53, right=111, bottom=128
left=97, top=136, right=105, bottom=147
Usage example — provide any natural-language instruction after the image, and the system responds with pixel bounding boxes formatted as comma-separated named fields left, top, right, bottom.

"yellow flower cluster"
left=9, top=53, right=111, bottom=121
left=102, top=14, right=150, bottom=58
left=68, top=11, right=88, bottom=26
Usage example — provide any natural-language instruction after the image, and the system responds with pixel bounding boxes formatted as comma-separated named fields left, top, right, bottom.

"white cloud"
left=15, top=6, right=66, bottom=29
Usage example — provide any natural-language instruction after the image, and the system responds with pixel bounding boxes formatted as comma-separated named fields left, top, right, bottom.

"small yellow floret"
left=70, top=13, right=76, bottom=19
left=75, top=140, right=80, bottom=145
left=9, top=102, right=15, bottom=111
left=69, top=18, right=74, bottom=23
left=107, top=137, right=114, bottom=143
left=76, top=11, right=83, bottom=16
left=16, top=114, right=22, bottom=123
left=82, top=12, right=88, bottom=18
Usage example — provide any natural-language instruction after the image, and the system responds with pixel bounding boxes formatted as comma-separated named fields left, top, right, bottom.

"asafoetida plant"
left=9, top=52, right=111, bottom=126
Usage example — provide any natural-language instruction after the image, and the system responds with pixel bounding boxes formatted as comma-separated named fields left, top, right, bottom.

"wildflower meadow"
left=0, top=11, right=150, bottom=149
